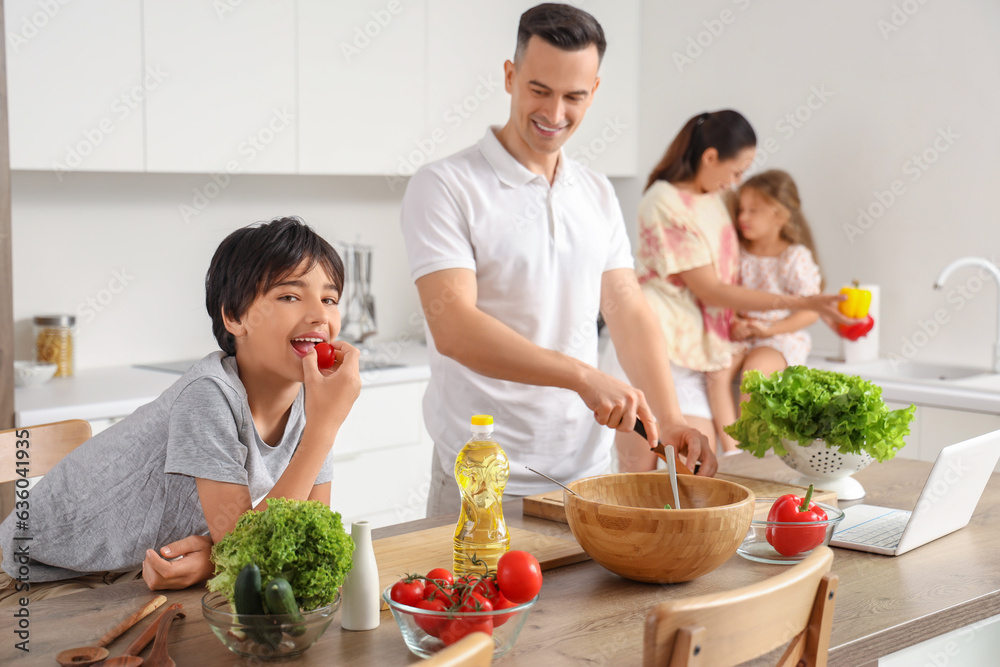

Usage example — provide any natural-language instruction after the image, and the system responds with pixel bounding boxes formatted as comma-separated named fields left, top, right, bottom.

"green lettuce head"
left=724, top=366, right=915, bottom=461
left=208, top=498, right=354, bottom=611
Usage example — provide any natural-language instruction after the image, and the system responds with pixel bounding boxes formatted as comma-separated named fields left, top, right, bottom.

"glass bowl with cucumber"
left=201, top=564, right=340, bottom=660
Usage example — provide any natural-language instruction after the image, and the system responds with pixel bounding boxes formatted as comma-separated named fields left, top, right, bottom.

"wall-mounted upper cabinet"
left=5, top=1, right=636, bottom=177
left=4, top=0, right=144, bottom=173
left=143, top=0, right=297, bottom=174
left=426, top=0, right=639, bottom=177
left=298, top=0, right=427, bottom=176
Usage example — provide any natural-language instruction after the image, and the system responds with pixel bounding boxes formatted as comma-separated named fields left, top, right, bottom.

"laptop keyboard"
left=834, top=511, right=910, bottom=549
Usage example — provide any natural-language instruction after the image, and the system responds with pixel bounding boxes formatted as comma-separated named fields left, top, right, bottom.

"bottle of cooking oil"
left=453, top=414, right=510, bottom=576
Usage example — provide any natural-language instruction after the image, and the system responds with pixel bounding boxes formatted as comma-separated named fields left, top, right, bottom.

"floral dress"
left=737, top=244, right=822, bottom=366
left=636, top=180, right=739, bottom=373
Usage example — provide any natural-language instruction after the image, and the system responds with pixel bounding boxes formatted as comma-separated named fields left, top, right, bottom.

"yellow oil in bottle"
left=453, top=414, right=510, bottom=576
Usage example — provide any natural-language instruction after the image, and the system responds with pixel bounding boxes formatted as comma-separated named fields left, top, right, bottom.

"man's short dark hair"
left=205, top=216, right=344, bottom=356
left=515, top=3, right=606, bottom=64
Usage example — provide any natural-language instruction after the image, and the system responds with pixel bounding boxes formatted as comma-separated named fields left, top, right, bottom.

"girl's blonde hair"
left=732, top=169, right=824, bottom=287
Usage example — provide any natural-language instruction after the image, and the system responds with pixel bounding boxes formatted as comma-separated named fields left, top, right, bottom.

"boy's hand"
left=301, top=341, right=362, bottom=437
left=142, top=535, right=215, bottom=590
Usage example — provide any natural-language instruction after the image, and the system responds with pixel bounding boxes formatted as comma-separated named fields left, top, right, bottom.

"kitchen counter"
left=4, top=455, right=997, bottom=666
left=13, top=341, right=430, bottom=427
left=808, top=353, right=1000, bottom=414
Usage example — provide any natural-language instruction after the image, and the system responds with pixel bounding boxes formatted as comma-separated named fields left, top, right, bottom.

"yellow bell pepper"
left=838, top=281, right=871, bottom=318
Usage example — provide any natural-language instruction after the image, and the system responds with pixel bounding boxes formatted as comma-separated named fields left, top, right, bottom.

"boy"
left=0, top=217, right=360, bottom=607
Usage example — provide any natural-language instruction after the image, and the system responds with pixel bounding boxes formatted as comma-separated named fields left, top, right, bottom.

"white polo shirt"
left=400, top=127, right=635, bottom=495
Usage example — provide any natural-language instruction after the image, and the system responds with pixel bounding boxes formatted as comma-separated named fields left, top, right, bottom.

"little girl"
left=707, top=169, right=823, bottom=454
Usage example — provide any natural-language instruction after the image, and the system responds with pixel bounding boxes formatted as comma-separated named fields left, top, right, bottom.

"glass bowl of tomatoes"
left=382, top=558, right=541, bottom=659
left=737, top=498, right=845, bottom=564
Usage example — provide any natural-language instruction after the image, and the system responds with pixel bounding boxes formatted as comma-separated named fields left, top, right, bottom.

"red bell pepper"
left=765, top=484, right=828, bottom=557
left=838, top=314, right=875, bottom=341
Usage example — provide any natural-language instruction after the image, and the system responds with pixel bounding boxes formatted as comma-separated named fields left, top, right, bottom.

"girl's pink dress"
left=737, top=244, right=821, bottom=366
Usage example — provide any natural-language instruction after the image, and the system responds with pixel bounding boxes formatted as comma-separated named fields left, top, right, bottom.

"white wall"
left=11, top=0, right=1000, bottom=371
left=630, top=0, right=1000, bottom=368
left=12, top=171, right=424, bottom=369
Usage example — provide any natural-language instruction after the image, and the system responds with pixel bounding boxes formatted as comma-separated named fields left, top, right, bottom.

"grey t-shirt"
left=0, top=352, right=334, bottom=581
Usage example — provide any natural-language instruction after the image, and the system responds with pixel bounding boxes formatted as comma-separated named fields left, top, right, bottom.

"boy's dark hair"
left=206, top=216, right=344, bottom=356
left=515, top=3, right=606, bottom=64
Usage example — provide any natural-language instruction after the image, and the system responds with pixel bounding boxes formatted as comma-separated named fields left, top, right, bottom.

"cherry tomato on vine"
left=426, top=568, right=454, bottom=585
left=457, top=590, right=493, bottom=614
left=314, top=342, right=337, bottom=370
left=414, top=597, right=449, bottom=637
left=440, top=617, right=493, bottom=646
left=389, top=577, right=425, bottom=607
left=491, top=593, right=519, bottom=627
left=496, top=550, right=542, bottom=603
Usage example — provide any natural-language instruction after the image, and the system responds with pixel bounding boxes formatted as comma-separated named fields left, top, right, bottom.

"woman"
left=608, top=110, right=848, bottom=470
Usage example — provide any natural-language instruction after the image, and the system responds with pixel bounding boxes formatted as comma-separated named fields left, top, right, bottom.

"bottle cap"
left=471, top=415, right=493, bottom=426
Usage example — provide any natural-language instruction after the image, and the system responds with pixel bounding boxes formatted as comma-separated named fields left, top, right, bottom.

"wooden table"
left=2, top=456, right=998, bottom=666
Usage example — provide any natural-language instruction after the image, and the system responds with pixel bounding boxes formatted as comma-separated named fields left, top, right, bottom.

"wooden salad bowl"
left=564, top=473, right=755, bottom=584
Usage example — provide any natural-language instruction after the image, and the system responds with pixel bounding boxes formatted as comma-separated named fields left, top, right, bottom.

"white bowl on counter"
left=14, top=361, right=58, bottom=388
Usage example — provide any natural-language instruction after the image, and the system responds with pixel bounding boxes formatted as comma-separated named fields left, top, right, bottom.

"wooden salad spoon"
left=97, top=603, right=186, bottom=667
left=56, top=595, right=167, bottom=666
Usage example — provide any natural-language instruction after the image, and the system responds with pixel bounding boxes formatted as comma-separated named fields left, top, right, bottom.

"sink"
left=836, top=358, right=993, bottom=382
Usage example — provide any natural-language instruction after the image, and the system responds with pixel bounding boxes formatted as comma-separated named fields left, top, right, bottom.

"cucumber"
left=263, top=577, right=307, bottom=637
left=234, top=563, right=281, bottom=648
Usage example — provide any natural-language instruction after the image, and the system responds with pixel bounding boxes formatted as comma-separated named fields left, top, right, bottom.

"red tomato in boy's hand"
left=496, top=551, right=542, bottom=603
left=314, top=342, right=337, bottom=370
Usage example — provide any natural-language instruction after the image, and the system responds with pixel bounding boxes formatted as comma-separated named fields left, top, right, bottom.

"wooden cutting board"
left=522, top=473, right=838, bottom=524
left=373, top=525, right=590, bottom=608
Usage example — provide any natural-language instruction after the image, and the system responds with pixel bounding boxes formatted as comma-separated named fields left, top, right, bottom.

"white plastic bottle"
left=340, top=520, right=380, bottom=631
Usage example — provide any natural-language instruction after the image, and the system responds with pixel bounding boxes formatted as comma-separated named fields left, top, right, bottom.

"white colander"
left=779, top=439, right=874, bottom=501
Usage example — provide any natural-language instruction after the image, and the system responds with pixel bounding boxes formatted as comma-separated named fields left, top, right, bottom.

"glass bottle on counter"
left=34, top=315, right=76, bottom=377
left=453, top=414, right=510, bottom=576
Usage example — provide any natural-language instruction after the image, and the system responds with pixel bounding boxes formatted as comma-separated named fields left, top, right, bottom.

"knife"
left=633, top=418, right=696, bottom=475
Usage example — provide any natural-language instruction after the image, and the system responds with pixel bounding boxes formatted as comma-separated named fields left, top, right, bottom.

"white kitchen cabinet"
left=425, top=0, right=639, bottom=176
left=329, top=380, right=435, bottom=528
left=916, top=406, right=1000, bottom=472
left=4, top=0, right=144, bottom=172
left=143, top=0, right=297, bottom=173
left=298, top=0, right=427, bottom=176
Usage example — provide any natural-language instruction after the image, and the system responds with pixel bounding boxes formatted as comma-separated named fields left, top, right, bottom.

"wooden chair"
left=0, top=420, right=92, bottom=520
left=421, top=631, right=493, bottom=667
left=643, top=546, right=838, bottom=667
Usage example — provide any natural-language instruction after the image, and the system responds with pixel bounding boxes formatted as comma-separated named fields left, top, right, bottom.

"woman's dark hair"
left=515, top=3, right=607, bottom=63
left=645, top=110, right=756, bottom=191
left=205, top=216, right=344, bottom=356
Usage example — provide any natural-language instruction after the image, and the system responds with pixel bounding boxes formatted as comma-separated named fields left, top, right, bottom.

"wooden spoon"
left=144, top=604, right=185, bottom=667
left=98, top=604, right=186, bottom=667
left=56, top=595, right=167, bottom=666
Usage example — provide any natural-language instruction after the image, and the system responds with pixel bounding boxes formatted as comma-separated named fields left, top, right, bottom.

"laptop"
left=830, top=429, right=1000, bottom=556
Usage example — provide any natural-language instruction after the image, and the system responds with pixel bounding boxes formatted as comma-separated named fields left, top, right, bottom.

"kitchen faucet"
left=933, top=256, right=1000, bottom=373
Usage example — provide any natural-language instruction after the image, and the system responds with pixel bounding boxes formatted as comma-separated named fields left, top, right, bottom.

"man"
left=401, top=3, right=716, bottom=515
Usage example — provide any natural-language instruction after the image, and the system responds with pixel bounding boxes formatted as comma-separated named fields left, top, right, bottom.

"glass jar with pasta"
left=34, top=315, right=76, bottom=377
